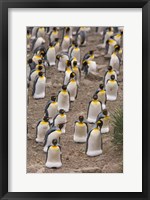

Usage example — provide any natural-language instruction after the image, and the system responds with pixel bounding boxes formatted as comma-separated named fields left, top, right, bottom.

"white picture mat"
left=8, top=8, right=142, bottom=192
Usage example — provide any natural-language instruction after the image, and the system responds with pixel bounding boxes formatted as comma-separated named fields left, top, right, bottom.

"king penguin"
left=67, top=72, right=78, bottom=102
left=61, top=27, right=71, bottom=52
left=37, top=27, right=46, bottom=38
left=86, top=120, right=103, bottom=156
left=104, top=66, right=117, bottom=87
left=57, top=85, right=70, bottom=112
left=87, top=94, right=102, bottom=123
left=49, top=27, right=59, bottom=42
left=106, top=75, right=119, bottom=101
left=71, top=43, right=81, bottom=65
left=35, top=59, right=45, bottom=73
left=73, top=116, right=88, bottom=143
left=95, top=84, right=107, bottom=109
left=52, top=109, right=67, bottom=134
left=96, top=109, right=110, bottom=134
left=43, top=124, right=63, bottom=152
left=29, top=65, right=43, bottom=87
left=110, top=47, right=120, bottom=75
left=35, top=116, right=50, bottom=143
left=56, top=53, right=69, bottom=72
left=46, top=42, right=56, bottom=66
left=32, top=71, right=46, bottom=99
left=63, top=60, right=73, bottom=85
left=45, top=139, right=62, bottom=168
left=72, top=60, right=81, bottom=86
left=45, top=96, right=58, bottom=124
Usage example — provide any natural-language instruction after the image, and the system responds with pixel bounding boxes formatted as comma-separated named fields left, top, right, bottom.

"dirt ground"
left=27, top=28, right=123, bottom=173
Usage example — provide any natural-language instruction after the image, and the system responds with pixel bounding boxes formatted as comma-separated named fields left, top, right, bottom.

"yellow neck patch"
left=64, top=35, right=69, bottom=39
left=92, top=100, right=99, bottom=104
left=90, top=54, right=94, bottom=59
left=61, top=90, right=68, bottom=94
left=76, top=122, right=85, bottom=126
left=70, top=79, right=76, bottom=83
left=41, top=121, right=48, bottom=125
left=99, top=90, right=105, bottom=94
left=50, top=146, right=59, bottom=150
left=57, top=130, right=62, bottom=134
left=39, top=76, right=44, bottom=79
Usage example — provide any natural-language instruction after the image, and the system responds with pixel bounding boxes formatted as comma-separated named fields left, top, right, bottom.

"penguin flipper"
left=44, top=100, right=52, bottom=114
left=85, top=130, right=92, bottom=153
left=36, top=120, right=42, bottom=138
left=29, top=69, right=35, bottom=81
left=32, top=76, right=39, bottom=96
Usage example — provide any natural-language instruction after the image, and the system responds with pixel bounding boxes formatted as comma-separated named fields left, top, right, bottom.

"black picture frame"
left=0, top=0, right=150, bottom=199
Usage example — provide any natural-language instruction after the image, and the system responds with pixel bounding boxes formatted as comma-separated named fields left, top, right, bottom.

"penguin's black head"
left=70, top=72, right=76, bottom=79
left=82, top=60, right=88, bottom=66
left=56, top=54, right=61, bottom=60
left=97, top=120, right=103, bottom=128
left=108, top=66, right=112, bottom=71
left=52, top=139, right=57, bottom=146
left=28, top=58, right=33, bottom=64
left=99, top=84, right=104, bottom=89
left=38, top=71, right=43, bottom=77
left=102, top=109, right=108, bottom=116
left=66, top=27, right=70, bottom=33
left=72, top=40, right=75, bottom=45
left=66, top=60, right=71, bottom=67
left=93, top=94, right=98, bottom=100
left=51, top=96, right=56, bottom=102
left=111, top=75, right=115, bottom=80
left=74, top=43, right=78, bottom=48
left=89, top=50, right=94, bottom=55
left=49, top=42, right=53, bottom=47
left=121, top=31, right=123, bottom=35
left=38, top=65, right=43, bottom=71
left=73, top=60, right=77, bottom=66
left=79, top=115, right=84, bottom=122
left=27, top=30, right=30, bottom=35
left=114, top=45, right=120, bottom=52
left=53, top=27, right=57, bottom=31
left=62, top=85, right=67, bottom=90
left=106, top=40, right=110, bottom=44
left=43, top=116, right=49, bottom=122
left=55, top=38, right=59, bottom=42
left=58, top=123, right=64, bottom=130
left=40, top=50, right=45, bottom=57
left=108, top=27, right=112, bottom=32
left=38, top=60, right=42, bottom=65
left=59, top=109, right=65, bottom=115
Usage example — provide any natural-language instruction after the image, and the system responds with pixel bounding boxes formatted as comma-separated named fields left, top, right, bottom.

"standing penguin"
left=49, top=27, right=59, bottom=42
left=110, top=47, right=120, bottom=75
left=95, top=84, right=107, bottom=109
left=45, top=139, right=62, bottom=168
left=72, top=60, right=81, bottom=86
left=87, top=94, right=102, bottom=123
left=57, top=85, right=70, bottom=112
left=45, top=96, right=58, bottom=124
left=61, top=27, right=71, bottom=52
left=76, top=27, right=87, bottom=47
left=106, top=38, right=117, bottom=56
left=32, top=37, right=45, bottom=52
left=96, top=109, right=110, bottom=134
left=104, top=66, right=117, bottom=87
left=35, top=116, right=50, bottom=143
left=106, top=75, right=118, bottom=101
left=86, top=120, right=103, bottom=156
left=29, top=65, right=43, bottom=87
left=32, top=72, right=46, bottom=99
left=46, top=42, right=56, bottom=66
left=67, top=72, right=78, bottom=102
left=57, top=53, right=69, bottom=72
left=37, top=27, right=46, bottom=38
left=52, top=109, right=67, bottom=134
left=53, top=38, right=60, bottom=54
left=103, top=27, right=114, bottom=47
left=43, top=124, right=63, bottom=152
left=73, top=116, right=88, bottom=143
left=63, top=60, right=73, bottom=85
left=71, top=43, right=81, bottom=65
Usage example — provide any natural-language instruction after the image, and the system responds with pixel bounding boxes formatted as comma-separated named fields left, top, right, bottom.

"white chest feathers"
left=106, top=80, right=118, bottom=101
left=36, top=121, right=50, bottom=143
left=33, top=76, right=46, bottom=99
left=86, top=128, right=102, bottom=156
left=58, top=91, right=70, bottom=112
left=45, top=146, right=62, bottom=168
left=47, top=47, right=56, bottom=66
left=74, top=122, right=88, bottom=143
left=87, top=100, right=102, bottom=123
left=67, top=80, right=78, bottom=102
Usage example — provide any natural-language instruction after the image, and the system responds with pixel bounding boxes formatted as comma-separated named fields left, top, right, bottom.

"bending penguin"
left=45, top=139, right=62, bottom=169
left=52, top=109, right=67, bottom=134
left=43, top=124, right=63, bottom=152
left=96, top=109, right=110, bottom=134
left=35, top=116, right=50, bottom=143
left=106, top=75, right=118, bottom=101
left=32, top=71, right=46, bottom=99
left=56, top=53, right=69, bottom=72
left=86, top=120, right=103, bottom=157
left=95, top=84, right=107, bottom=109
left=45, top=96, right=58, bottom=124
left=73, top=116, right=88, bottom=143
left=67, top=72, right=78, bottom=102
left=87, top=94, right=102, bottom=123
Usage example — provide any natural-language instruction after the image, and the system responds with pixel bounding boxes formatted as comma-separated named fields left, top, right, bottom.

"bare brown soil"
left=27, top=29, right=123, bottom=173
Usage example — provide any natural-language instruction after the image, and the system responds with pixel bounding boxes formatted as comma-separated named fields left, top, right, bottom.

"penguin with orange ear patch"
left=106, top=75, right=118, bottom=101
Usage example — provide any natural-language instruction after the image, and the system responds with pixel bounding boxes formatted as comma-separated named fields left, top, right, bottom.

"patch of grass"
left=111, top=107, right=123, bottom=146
